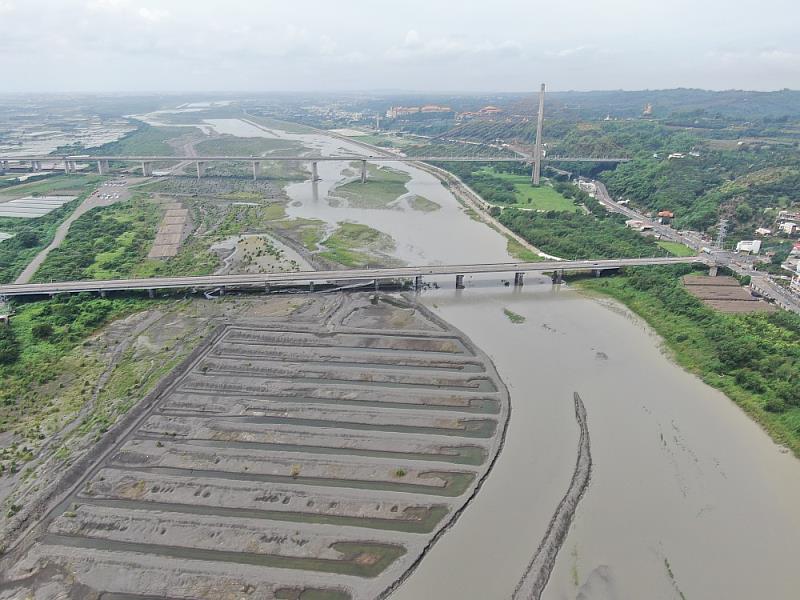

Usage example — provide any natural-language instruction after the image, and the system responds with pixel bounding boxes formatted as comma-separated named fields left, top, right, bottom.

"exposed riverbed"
left=166, top=116, right=800, bottom=599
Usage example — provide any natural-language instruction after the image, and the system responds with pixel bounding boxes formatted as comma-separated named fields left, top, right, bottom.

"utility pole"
left=715, top=219, right=729, bottom=250
left=532, top=83, right=546, bottom=185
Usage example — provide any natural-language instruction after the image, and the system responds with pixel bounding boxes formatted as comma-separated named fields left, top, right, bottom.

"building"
left=780, top=222, right=798, bottom=235
left=668, top=152, right=685, bottom=160
left=479, top=106, right=503, bottom=115
left=755, top=227, right=772, bottom=236
left=386, top=105, right=452, bottom=119
left=626, top=219, right=653, bottom=232
left=735, top=240, right=762, bottom=254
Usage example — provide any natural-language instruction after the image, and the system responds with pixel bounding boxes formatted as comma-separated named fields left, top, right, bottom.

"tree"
left=0, top=327, right=20, bottom=365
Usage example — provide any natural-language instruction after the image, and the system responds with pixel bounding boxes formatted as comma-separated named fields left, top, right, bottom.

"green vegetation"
left=499, top=209, right=667, bottom=260
left=439, top=163, right=577, bottom=212
left=0, top=295, right=151, bottom=442
left=0, top=176, right=102, bottom=283
left=578, top=266, right=800, bottom=456
left=503, top=308, right=526, bottom=324
left=657, top=241, right=696, bottom=257
left=31, top=197, right=161, bottom=282
left=505, top=237, right=541, bottom=261
left=334, top=164, right=411, bottom=209
left=196, top=135, right=303, bottom=156
left=476, top=168, right=578, bottom=211
left=319, top=222, right=395, bottom=268
left=407, top=195, right=441, bottom=212
left=88, top=122, right=200, bottom=156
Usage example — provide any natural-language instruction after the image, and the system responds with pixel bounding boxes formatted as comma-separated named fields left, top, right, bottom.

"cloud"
left=138, top=6, right=169, bottom=23
left=0, top=0, right=15, bottom=13
left=386, top=30, right=521, bottom=62
left=707, top=48, right=800, bottom=69
left=546, top=46, right=591, bottom=58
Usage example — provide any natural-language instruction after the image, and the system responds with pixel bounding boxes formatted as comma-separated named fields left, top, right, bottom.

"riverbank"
left=575, top=270, right=800, bottom=457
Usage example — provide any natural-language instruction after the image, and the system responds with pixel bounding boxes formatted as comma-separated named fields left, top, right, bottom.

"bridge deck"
left=0, top=257, right=700, bottom=297
left=0, top=155, right=630, bottom=163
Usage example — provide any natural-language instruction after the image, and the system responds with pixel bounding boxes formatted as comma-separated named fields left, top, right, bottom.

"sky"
left=1, top=0, right=798, bottom=93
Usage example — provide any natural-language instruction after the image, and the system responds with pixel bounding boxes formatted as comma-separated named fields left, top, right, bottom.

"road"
left=592, top=179, right=800, bottom=315
left=0, top=257, right=701, bottom=297
left=13, top=179, right=135, bottom=284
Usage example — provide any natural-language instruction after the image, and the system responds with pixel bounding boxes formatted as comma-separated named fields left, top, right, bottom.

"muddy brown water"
left=153, top=117, right=800, bottom=599
left=389, top=279, right=800, bottom=600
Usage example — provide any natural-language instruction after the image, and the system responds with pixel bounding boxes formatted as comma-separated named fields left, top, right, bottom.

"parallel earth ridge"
left=2, top=294, right=510, bottom=600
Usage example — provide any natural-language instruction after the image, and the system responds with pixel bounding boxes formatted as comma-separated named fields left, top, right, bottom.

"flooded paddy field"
left=1, top=294, right=509, bottom=600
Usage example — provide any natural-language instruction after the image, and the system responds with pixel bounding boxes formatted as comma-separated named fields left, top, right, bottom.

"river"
left=183, top=116, right=800, bottom=599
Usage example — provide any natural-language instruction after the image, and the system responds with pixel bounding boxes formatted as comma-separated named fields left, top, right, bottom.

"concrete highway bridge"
left=0, top=257, right=702, bottom=298
left=0, top=153, right=631, bottom=182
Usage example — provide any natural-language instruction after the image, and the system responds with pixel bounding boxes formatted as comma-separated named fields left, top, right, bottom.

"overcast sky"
left=1, top=0, right=798, bottom=93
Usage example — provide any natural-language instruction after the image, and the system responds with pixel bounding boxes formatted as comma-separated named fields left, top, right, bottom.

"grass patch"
left=506, top=237, right=542, bottom=261
left=503, top=308, right=526, bottom=324
left=319, top=222, right=395, bottom=268
left=476, top=168, right=578, bottom=211
left=196, top=136, right=304, bottom=156
left=88, top=122, right=200, bottom=156
left=334, top=164, right=410, bottom=209
left=408, top=195, right=441, bottom=212
left=657, top=240, right=696, bottom=257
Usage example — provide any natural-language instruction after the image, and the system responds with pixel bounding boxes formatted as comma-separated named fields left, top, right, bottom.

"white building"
left=780, top=222, right=798, bottom=235
left=736, top=240, right=762, bottom=254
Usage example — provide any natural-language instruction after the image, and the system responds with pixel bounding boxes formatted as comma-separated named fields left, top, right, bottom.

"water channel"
left=187, top=117, right=800, bottom=599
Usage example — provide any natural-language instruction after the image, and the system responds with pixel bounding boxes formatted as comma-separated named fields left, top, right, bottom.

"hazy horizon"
left=1, top=0, right=798, bottom=93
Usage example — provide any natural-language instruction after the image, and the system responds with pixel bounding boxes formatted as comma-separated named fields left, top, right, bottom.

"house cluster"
left=456, top=106, right=504, bottom=121
left=385, top=105, right=452, bottom=119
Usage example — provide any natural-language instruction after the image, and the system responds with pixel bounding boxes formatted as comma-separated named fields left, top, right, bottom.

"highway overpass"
left=0, top=257, right=703, bottom=298
left=0, top=153, right=631, bottom=180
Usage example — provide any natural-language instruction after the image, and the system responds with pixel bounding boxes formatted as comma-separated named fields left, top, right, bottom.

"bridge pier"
left=141, top=161, right=153, bottom=177
left=97, top=159, right=109, bottom=175
left=709, top=265, right=719, bottom=277
left=196, top=161, right=206, bottom=179
left=593, top=269, right=601, bottom=278
left=361, top=160, right=367, bottom=184
left=264, top=282, right=270, bottom=294
left=551, top=269, right=564, bottom=284
left=309, top=281, right=315, bottom=292
left=514, top=272, right=524, bottom=287
left=374, top=279, right=380, bottom=291
left=415, top=275, right=422, bottom=291
left=31, top=160, right=41, bottom=172
left=311, top=161, right=319, bottom=181
left=148, top=289, right=155, bottom=299
left=455, top=274, right=465, bottom=289
left=0, top=160, right=7, bottom=174
left=252, top=161, right=260, bottom=181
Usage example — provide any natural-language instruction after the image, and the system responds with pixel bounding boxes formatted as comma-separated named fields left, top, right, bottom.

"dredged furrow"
left=7, top=295, right=510, bottom=600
